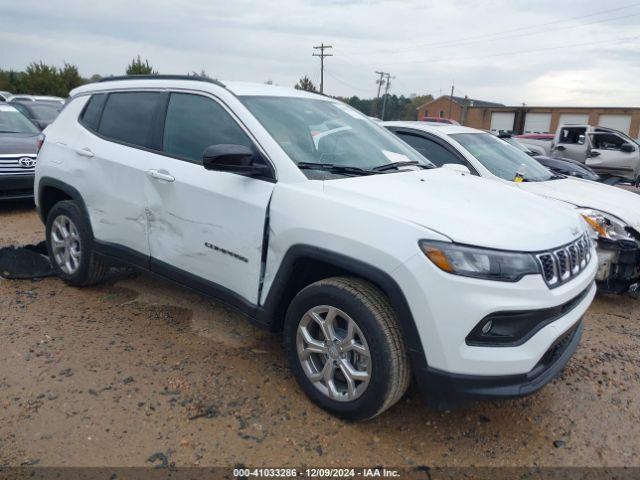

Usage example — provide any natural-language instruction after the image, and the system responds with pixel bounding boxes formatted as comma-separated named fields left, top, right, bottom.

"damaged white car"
left=386, top=122, right=640, bottom=293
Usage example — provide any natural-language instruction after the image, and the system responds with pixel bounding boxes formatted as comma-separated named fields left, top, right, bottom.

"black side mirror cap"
left=202, top=144, right=273, bottom=178
left=621, top=143, right=635, bottom=153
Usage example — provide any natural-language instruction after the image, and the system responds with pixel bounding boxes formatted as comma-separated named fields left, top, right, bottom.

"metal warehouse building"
left=416, top=95, right=640, bottom=138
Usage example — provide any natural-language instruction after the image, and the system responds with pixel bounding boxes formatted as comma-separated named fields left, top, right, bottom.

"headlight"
left=578, top=208, right=631, bottom=240
left=419, top=240, right=539, bottom=282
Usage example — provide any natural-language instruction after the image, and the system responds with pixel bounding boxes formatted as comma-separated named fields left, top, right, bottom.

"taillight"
left=36, top=133, right=45, bottom=153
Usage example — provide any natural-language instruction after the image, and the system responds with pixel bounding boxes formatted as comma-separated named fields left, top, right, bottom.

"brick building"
left=416, top=95, right=640, bottom=138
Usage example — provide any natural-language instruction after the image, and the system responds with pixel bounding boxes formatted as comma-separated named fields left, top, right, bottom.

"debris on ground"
left=0, top=241, right=53, bottom=279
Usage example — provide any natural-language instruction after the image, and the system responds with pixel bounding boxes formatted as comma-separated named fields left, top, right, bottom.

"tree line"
left=0, top=56, right=157, bottom=97
left=0, top=59, right=432, bottom=120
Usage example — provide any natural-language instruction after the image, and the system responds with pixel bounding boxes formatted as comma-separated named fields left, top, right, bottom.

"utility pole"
left=375, top=71, right=387, bottom=118
left=380, top=72, right=395, bottom=121
left=312, top=43, right=333, bottom=94
left=448, top=83, right=454, bottom=119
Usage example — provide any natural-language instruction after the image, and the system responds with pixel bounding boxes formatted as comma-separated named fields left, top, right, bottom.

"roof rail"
left=97, top=74, right=225, bottom=88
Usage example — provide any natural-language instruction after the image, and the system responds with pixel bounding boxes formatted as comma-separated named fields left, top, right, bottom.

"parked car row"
left=1, top=76, right=637, bottom=420
left=0, top=92, right=65, bottom=104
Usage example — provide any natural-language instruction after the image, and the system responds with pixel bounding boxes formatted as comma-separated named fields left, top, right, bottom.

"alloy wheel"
left=296, top=305, right=371, bottom=402
left=50, top=215, right=82, bottom=275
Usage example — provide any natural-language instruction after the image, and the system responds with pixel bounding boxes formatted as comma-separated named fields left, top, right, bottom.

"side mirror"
left=442, top=163, right=471, bottom=175
left=202, top=144, right=272, bottom=178
left=621, top=143, right=635, bottom=153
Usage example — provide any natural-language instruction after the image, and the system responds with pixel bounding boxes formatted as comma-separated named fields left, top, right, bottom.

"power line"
left=340, top=2, right=640, bottom=56
left=372, top=32, right=640, bottom=66
left=323, top=70, right=372, bottom=94
left=312, top=43, right=333, bottom=94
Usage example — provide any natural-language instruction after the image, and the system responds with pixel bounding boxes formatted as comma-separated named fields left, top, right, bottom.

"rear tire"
left=283, top=277, right=411, bottom=421
left=45, top=200, right=108, bottom=286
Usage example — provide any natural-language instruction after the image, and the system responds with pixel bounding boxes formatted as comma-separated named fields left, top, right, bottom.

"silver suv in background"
left=551, top=125, right=640, bottom=184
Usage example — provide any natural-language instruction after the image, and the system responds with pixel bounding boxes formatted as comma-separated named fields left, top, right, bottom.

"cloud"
left=0, top=0, right=638, bottom=105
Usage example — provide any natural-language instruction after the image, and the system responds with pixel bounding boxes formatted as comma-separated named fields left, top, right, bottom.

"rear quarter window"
left=97, top=92, right=163, bottom=149
left=79, top=93, right=107, bottom=131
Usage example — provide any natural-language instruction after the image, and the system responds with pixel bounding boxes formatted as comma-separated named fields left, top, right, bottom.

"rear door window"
left=162, top=93, right=253, bottom=163
left=98, top=92, right=163, bottom=149
left=559, top=127, right=586, bottom=145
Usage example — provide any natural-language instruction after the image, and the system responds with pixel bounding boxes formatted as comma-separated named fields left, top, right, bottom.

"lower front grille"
left=538, top=321, right=580, bottom=369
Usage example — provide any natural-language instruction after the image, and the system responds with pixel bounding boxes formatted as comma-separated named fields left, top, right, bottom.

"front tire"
left=45, top=200, right=108, bottom=286
left=283, top=277, right=411, bottom=421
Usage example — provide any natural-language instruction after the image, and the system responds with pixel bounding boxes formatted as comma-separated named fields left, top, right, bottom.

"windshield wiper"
left=297, top=162, right=380, bottom=176
left=372, top=160, right=431, bottom=172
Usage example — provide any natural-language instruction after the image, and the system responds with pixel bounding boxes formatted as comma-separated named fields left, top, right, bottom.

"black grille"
left=539, top=254, right=556, bottom=283
left=536, top=234, right=592, bottom=288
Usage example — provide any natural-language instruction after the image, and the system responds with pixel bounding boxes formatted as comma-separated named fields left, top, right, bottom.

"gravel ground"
left=1, top=200, right=639, bottom=468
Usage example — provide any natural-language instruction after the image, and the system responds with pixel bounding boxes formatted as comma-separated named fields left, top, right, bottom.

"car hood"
left=0, top=133, right=38, bottom=155
left=520, top=177, right=640, bottom=231
left=323, top=169, right=585, bottom=251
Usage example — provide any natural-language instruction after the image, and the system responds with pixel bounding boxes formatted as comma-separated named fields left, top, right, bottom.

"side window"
left=79, top=93, right=107, bottom=131
left=559, top=127, right=586, bottom=145
left=162, top=93, right=253, bottom=163
left=397, top=132, right=464, bottom=167
left=98, top=92, right=163, bottom=149
left=590, top=133, right=626, bottom=151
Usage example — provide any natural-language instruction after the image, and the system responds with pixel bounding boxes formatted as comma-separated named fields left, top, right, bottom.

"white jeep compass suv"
left=35, top=76, right=597, bottom=420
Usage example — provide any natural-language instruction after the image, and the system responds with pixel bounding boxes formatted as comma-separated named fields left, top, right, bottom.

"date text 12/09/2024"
left=233, top=468, right=401, bottom=478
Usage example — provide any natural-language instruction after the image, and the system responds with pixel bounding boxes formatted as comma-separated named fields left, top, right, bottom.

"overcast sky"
left=1, top=0, right=639, bottom=106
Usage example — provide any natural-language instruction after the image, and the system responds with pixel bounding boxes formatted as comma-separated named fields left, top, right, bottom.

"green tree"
left=294, top=76, right=317, bottom=92
left=22, top=61, right=63, bottom=96
left=126, top=55, right=157, bottom=75
left=402, top=94, right=434, bottom=120
left=0, top=69, right=25, bottom=93
left=59, top=62, right=85, bottom=93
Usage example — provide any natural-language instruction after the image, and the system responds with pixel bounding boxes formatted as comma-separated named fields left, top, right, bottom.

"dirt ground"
left=0, top=200, right=639, bottom=469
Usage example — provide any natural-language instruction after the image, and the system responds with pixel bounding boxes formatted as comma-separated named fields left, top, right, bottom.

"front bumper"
left=595, top=238, right=640, bottom=293
left=0, top=174, right=35, bottom=200
left=415, top=320, right=583, bottom=408
left=394, top=248, right=597, bottom=378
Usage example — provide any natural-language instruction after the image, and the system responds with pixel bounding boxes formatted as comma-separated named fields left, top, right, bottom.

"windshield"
left=451, top=132, right=553, bottom=182
left=0, top=106, right=39, bottom=134
left=240, top=96, right=431, bottom=174
left=502, top=136, right=533, bottom=154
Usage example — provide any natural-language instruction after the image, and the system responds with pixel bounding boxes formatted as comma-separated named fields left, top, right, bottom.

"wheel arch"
left=37, top=177, right=92, bottom=236
left=258, top=245, right=428, bottom=373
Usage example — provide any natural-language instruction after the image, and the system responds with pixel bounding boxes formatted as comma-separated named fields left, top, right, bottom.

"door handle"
left=554, top=145, right=566, bottom=152
left=588, top=151, right=600, bottom=158
left=75, top=147, right=94, bottom=158
left=147, top=169, right=175, bottom=182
